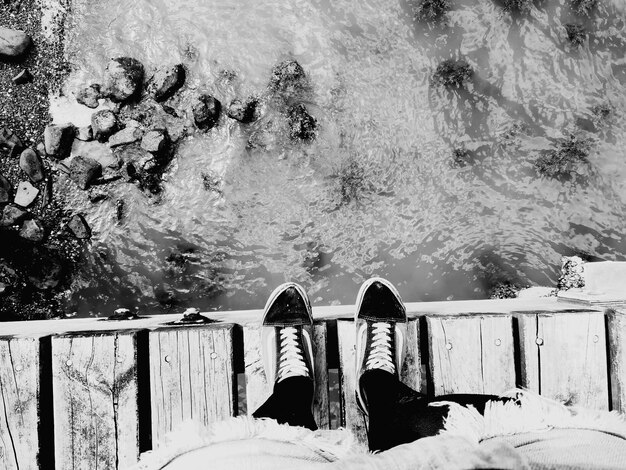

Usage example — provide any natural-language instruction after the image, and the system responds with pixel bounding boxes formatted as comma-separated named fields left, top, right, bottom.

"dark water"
left=56, top=0, right=626, bottom=315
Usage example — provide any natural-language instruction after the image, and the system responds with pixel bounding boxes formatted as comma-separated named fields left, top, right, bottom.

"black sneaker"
left=261, top=283, right=314, bottom=385
left=355, top=277, right=407, bottom=415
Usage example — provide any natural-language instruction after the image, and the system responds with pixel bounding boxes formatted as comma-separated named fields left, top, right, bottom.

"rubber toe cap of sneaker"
left=264, top=286, right=311, bottom=325
left=358, top=281, right=406, bottom=322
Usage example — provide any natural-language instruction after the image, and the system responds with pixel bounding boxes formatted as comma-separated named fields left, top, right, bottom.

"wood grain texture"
left=427, top=315, right=515, bottom=395
left=0, top=337, right=40, bottom=470
left=517, top=311, right=609, bottom=409
left=243, top=322, right=330, bottom=428
left=337, top=318, right=421, bottom=444
left=149, top=325, right=236, bottom=446
left=52, top=331, right=139, bottom=470
left=516, top=314, right=539, bottom=392
left=608, top=309, right=626, bottom=412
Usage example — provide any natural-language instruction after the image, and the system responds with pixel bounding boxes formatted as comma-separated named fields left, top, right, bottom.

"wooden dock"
left=1, top=295, right=626, bottom=469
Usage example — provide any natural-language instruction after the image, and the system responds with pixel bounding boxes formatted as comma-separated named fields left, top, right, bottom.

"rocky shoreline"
left=1, top=0, right=319, bottom=319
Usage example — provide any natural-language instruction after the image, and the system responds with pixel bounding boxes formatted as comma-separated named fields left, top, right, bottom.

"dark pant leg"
left=252, top=376, right=318, bottom=430
left=360, top=370, right=507, bottom=452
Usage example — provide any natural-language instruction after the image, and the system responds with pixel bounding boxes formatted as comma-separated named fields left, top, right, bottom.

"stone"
left=0, top=204, right=27, bottom=226
left=76, top=126, right=93, bottom=141
left=19, top=148, right=45, bottom=182
left=0, top=188, right=9, bottom=204
left=75, top=84, right=102, bottom=108
left=432, top=59, right=474, bottom=88
left=14, top=181, right=39, bottom=207
left=227, top=98, right=259, bottom=123
left=119, top=146, right=156, bottom=174
left=0, top=173, right=12, bottom=203
left=44, top=123, right=75, bottom=159
left=193, top=95, right=221, bottom=130
left=269, top=59, right=307, bottom=95
left=41, top=177, right=53, bottom=208
left=148, top=64, right=186, bottom=102
left=287, top=104, right=318, bottom=141
left=109, top=126, right=144, bottom=147
left=104, top=57, right=145, bottom=102
left=74, top=141, right=121, bottom=171
left=67, top=214, right=91, bottom=239
left=0, top=27, right=32, bottom=58
left=12, top=68, right=33, bottom=85
left=19, top=218, right=45, bottom=243
left=140, top=129, right=168, bottom=154
left=88, top=189, right=109, bottom=203
left=91, top=109, right=119, bottom=141
left=69, top=156, right=102, bottom=189
left=0, top=127, right=23, bottom=155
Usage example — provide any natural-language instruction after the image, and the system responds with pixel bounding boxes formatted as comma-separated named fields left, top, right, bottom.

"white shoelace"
left=276, top=326, right=309, bottom=382
left=365, top=322, right=395, bottom=374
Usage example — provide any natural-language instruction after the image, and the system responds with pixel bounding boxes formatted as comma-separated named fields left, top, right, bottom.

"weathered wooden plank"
left=0, top=337, right=41, bottom=470
left=517, top=311, right=609, bottom=409
left=516, top=314, right=539, bottom=392
left=52, top=331, right=140, bottom=470
left=243, top=322, right=329, bottom=428
left=608, top=308, right=626, bottom=413
left=427, top=315, right=515, bottom=396
left=312, top=323, right=330, bottom=428
left=149, top=324, right=236, bottom=446
left=337, top=318, right=421, bottom=443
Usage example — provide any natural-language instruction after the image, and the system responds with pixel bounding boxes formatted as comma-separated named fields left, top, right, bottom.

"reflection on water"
left=60, top=0, right=626, bottom=315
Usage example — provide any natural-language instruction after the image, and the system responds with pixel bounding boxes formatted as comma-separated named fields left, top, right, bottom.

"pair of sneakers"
left=261, top=277, right=407, bottom=415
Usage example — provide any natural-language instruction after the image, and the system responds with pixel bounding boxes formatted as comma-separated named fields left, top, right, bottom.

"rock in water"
left=67, top=214, right=91, bottom=239
left=19, top=219, right=45, bottom=242
left=0, top=204, right=26, bottom=226
left=91, top=110, right=119, bottom=141
left=288, top=104, right=318, bottom=141
left=432, top=59, right=473, bottom=88
left=75, top=84, right=102, bottom=108
left=148, top=64, right=186, bottom=102
left=44, top=124, right=75, bottom=159
left=69, top=156, right=102, bottom=189
left=227, top=98, right=259, bottom=123
left=14, top=181, right=39, bottom=207
left=19, top=148, right=45, bottom=182
left=141, top=129, right=168, bottom=155
left=269, top=59, right=308, bottom=96
left=0, top=27, right=32, bottom=58
left=192, top=95, right=221, bottom=130
left=76, top=126, right=93, bottom=142
left=104, top=57, right=145, bottom=102
left=109, top=126, right=144, bottom=147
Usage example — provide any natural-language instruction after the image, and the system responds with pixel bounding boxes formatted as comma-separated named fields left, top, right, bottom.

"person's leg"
left=355, top=278, right=508, bottom=452
left=251, top=283, right=318, bottom=431
left=253, top=376, right=317, bottom=430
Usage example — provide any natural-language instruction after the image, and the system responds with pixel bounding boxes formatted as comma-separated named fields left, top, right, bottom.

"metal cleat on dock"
left=105, top=307, right=141, bottom=321
left=165, top=307, right=216, bottom=325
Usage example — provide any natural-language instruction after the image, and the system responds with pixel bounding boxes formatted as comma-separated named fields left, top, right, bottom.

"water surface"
left=59, top=0, right=626, bottom=315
